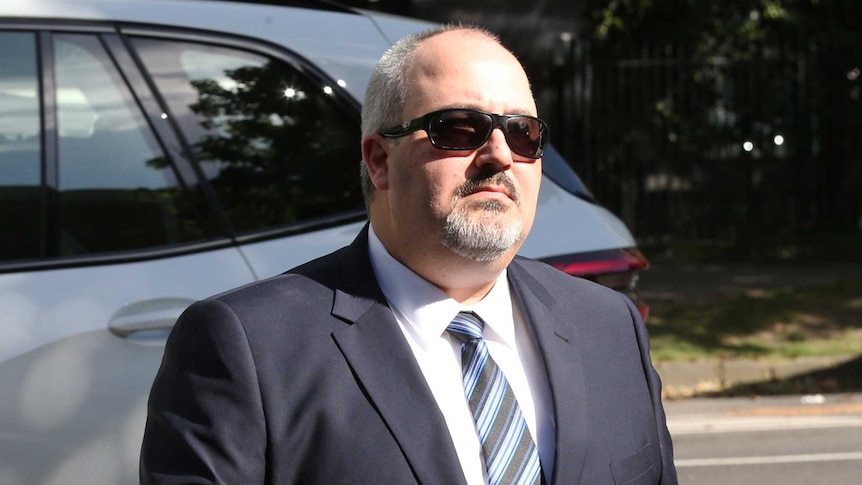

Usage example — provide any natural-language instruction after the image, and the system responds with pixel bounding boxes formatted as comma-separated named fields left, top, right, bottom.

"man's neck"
left=369, top=223, right=514, bottom=304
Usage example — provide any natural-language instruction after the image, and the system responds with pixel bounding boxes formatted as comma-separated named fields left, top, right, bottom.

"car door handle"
left=108, top=297, right=195, bottom=338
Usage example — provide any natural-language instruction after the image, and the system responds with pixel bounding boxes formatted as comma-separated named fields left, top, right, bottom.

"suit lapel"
left=508, top=259, right=590, bottom=485
left=329, top=227, right=466, bottom=485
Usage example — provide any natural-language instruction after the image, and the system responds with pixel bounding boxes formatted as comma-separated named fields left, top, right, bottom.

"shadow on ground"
left=700, top=354, right=862, bottom=397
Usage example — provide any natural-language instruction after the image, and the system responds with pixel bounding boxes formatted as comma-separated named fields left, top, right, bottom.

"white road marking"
left=668, top=415, right=862, bottom=435
left=676, top=452, right=862, bottom=467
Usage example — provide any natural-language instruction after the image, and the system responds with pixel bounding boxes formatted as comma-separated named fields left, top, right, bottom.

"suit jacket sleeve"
left=140, top=299, right=267, bottom=485
left=624, top=294, right=678, bottom=484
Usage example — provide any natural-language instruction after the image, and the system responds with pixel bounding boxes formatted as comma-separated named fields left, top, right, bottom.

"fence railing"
left=540, top=38, right=861, bottom=258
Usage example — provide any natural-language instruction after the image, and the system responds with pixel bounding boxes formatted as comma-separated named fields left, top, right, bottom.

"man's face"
left=379, top=32, right=543, bottom=264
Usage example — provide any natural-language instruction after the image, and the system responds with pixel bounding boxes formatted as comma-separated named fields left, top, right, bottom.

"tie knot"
left=447, top=311, right=486, bottom=343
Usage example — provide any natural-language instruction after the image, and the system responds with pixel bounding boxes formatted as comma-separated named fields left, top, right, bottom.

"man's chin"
left=470, top=211, right=521, bottom=234
left=440, top=220, right=522, bottom=263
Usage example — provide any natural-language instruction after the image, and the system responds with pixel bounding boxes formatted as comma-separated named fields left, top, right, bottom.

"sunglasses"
left=379, top=108, right=548, bottom=159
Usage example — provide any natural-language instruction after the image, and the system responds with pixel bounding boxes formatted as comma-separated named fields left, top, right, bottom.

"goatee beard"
left=440, top=172, right=522, bottom=262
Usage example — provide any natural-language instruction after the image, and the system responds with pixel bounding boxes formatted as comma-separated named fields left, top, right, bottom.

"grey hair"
left=359, top=24, right=501, bottom=205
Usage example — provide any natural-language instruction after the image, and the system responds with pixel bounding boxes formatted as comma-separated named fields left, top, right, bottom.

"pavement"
left=654, top=354, right=861, bottom=399
left=663, top=391, right=862, bottom=435
left=635, top=261, right=862, bottom=400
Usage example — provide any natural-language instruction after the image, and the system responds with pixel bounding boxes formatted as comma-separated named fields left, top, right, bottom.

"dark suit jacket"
left=141, top=227, right=677, bottom=484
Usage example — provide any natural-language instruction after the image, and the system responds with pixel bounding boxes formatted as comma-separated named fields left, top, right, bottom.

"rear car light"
left=540, top=248, right=650, bottom=321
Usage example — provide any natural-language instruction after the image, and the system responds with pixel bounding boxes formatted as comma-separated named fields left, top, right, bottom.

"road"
left=665, top=394, right=862, bottom=484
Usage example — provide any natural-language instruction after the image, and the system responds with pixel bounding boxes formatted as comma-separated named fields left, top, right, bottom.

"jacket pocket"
left=610, top=443, right=656, bottom=485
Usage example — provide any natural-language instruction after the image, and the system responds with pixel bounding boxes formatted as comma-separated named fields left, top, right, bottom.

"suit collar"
left=329, top=226, right=467, bottom=485
left=508, top=259, right=590, bottom=485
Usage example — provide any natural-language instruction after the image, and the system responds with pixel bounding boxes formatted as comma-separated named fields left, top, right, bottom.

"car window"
left=131, top=38, right=363, bottom=235
left=53, top=34, right=207, bottom=256
left=0, top=32, right=41, bottom=261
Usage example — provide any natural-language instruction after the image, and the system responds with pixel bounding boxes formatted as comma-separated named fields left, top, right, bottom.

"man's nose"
left=474, top=127, right=514, bottom=170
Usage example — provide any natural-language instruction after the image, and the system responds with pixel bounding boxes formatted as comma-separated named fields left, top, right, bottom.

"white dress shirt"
left=367, top=227, right=555, bottom=484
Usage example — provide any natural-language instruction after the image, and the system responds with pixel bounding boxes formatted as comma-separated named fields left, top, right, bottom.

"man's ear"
left=361, top=133, right=391, bottom=191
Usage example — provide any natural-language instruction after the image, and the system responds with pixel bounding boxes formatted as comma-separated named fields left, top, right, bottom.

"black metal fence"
left=538, top=36, right=862, bottom=260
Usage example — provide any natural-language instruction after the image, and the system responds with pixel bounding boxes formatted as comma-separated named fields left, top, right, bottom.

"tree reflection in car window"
left=53, top=34, right=207, bottom=256
left=132, top=39, right=362, bottom=235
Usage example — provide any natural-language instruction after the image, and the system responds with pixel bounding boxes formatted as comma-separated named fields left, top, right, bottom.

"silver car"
left=0, top=0, right=646, bottom=483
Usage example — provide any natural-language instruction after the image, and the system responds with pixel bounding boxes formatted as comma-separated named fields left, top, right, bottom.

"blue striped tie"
left=447, top=311, right=542, bottom=485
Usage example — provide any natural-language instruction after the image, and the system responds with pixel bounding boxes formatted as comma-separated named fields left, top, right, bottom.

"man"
left=141, top=25, right=677, bottom=485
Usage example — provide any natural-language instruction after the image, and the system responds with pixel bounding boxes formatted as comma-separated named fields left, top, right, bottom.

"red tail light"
left=540, top=248, right=650, bottom=321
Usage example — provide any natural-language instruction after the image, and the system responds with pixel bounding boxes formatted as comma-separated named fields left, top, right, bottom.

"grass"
left=646, top=279, right=862, bottom=362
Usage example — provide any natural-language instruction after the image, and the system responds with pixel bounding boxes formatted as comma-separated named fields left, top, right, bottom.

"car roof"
left=0, top=0, right=434, bottom=100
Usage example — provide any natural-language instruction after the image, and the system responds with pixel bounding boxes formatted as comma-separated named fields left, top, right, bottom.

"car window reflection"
left=133, top=38, right=363, bottom=235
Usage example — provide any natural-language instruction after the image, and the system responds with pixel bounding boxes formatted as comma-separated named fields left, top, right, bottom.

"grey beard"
left=441, top=199, right=522, bottom=262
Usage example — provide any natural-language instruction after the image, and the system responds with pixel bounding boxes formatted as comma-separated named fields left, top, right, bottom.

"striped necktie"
left=447, top=311, right=542, bottom=485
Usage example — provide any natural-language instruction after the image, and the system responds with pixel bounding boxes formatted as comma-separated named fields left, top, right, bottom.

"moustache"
left=453, top=172, right=520, bottom=204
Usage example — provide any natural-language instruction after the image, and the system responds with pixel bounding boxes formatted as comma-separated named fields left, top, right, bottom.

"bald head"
left=401, top=29, right=535, bottom=122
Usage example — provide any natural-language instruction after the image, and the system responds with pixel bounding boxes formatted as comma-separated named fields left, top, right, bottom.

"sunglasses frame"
left=379, top=108, right=548, bottom=159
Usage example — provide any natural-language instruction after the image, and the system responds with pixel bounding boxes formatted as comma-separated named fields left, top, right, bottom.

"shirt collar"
left=367, top=226, right=515, bottom=347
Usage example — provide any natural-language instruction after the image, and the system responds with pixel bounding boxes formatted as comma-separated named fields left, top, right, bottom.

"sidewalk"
left=664, top=391, right=862, bottom=417
left=655, top=354, right=861, bottom=399
left=637, top=262, right=862, bottom=399
left=663, top=391, right=862, bottom=435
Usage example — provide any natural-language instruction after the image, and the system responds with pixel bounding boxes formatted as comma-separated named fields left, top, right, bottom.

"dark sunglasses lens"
left=429, top=111, right=492, bottom=149
left=505, top=117, right=545, bottom=158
